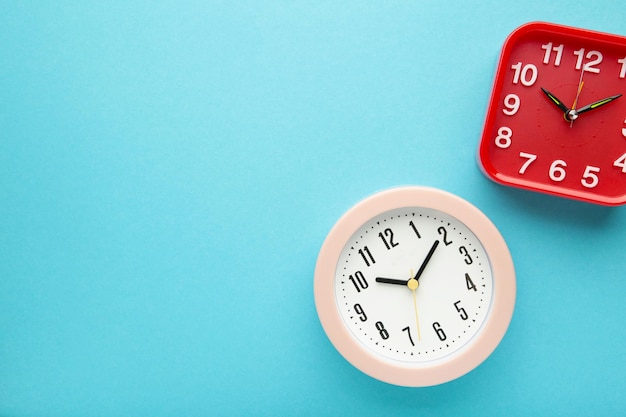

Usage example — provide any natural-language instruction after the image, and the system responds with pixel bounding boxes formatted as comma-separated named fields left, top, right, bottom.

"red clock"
left=478, top=22, right=626, bottom=206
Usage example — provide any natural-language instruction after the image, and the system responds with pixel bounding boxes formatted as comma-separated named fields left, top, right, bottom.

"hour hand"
left=540, top=87, right=570, bottom=113
left=575, top=93, right=622, bottom=115
left=375, top=277, right=408, bottom=286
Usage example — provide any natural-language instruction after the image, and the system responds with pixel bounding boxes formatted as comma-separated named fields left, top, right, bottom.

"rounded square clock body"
left=478, top=22, right=626, bottom=206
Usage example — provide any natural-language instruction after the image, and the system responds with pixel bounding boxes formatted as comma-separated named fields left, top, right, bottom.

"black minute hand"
left=575, top=93, right=622, bottom=115
left=413, top=240, right=439, bottom=282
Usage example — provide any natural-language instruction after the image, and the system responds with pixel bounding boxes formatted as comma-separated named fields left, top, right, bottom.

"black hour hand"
left=540, top=87, right=569, bottom=113
left=375, top=277, right=408, bottom=286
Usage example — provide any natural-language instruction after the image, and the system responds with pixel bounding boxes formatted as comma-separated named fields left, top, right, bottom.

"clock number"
left=585, top=51, right=603, bottom=73
left=358, top=246, right=375, bottom=267
left=519, top=152, right=537, bottom=174
left=502, top=94, right=520, bottom=116
left=541, top=42, right=564, bottom=66
left=581, top=165, right=600, bottom=188
left=432, top=322, right=447, bottom=341
left=465, top=273, right=477, bottom=292
left=408, top=220, right=421, bottom=239
left=437, top=226, right=452, bottom=246
left=454, top=301, right=469, bottom=321
left=520, top=160, right=603, bottom=185
left=375, top=321, right=390, bottom=340
left=402, top=326, right=415, bottom=346
left=622, top=118, right=626, bottom=137
left=619, top=57, right=626, bottom=79
left=511, top=62, right=538, bottom=86
left=348, top=271, right=368, bottom=293
left=549, top=159, right=567, bottom=182
left=378, top=228, right=399, bottom=250
left=613, top=153, right=626, bottom=173
left=459, top=246, right=473, bottom=265
left=574, top=49, right=603, bottom=74
left=495, top=126, right=512, bottom=149
left=353, top=303, right=367, bottom=322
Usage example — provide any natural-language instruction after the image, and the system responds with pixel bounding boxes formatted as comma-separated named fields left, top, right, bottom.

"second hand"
left=408, top=269, right=421, bottom=342
left=570, top=68, right=585, bottom=126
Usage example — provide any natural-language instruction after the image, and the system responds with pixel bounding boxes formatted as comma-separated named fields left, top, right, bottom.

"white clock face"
left=334, top=206, right=494, bottom=364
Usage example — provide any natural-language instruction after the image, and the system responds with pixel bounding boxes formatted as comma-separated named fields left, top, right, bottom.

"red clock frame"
left=478, top=22, right=626, bottom=206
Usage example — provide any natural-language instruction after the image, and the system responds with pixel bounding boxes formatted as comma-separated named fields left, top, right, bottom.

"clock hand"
left=413, top=240, right=439, bottom=282
left=570, top=69, right=586, bottom=122
left=408, top=269, right=421, bottom=342
left=375, top=240, right=439, bottom=286
left=571, top=76, right=585, bottom=111
left=574, top=93, right=622, bottom=115
left=540, top=87, right=569, bottom=114
left=563, top=70, right=586, bottom=125
left=375, top=277, right=408, bottom=285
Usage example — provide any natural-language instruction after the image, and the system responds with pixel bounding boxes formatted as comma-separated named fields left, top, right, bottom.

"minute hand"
left=575, top=93, right=622, bottom=115
left=413, top=240, right=439, bottom=283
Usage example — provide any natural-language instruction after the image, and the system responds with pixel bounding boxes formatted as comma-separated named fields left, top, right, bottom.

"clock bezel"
left=478, top=21, right=626, bottom=206
left=313, top=186, right=516, bottom=387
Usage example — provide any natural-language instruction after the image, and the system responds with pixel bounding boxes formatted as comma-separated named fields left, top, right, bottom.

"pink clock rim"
left=313, top=186, right=516, bottom=387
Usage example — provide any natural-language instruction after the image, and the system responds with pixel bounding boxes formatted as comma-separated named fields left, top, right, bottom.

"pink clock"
left=314, top=187, right=516, bottom=386
left=479, top=22, right=626, bottom=205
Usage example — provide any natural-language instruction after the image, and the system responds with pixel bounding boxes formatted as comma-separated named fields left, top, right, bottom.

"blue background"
left=2, top=2, right=625, bottom=416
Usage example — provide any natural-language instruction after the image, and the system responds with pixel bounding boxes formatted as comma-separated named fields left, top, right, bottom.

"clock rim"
left=477, top=21, right=626, bottom=206
left=313, top=186, right=516, bottom=387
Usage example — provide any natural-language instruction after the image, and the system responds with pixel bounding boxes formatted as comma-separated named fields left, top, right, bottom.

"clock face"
left=314, top=187, right=515, bottom=387
left=335, top=206, right=493, bottom=363
left=478, top=22, right=626, bottom=206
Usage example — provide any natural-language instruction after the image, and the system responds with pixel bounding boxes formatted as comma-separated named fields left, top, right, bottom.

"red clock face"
left=478, top=22, right=626, bottom=206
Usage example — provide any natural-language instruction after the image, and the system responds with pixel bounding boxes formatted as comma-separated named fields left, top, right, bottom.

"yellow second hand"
left=407, top=269, right=421, bottom=342
left=411, top=287, right=421, bottom=342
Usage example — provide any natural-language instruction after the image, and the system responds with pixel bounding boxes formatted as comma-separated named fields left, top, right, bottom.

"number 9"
left=502, top=93, right=520, bottom=116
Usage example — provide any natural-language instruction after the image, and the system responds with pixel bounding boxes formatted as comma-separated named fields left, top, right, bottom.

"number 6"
left=549, top=160, right=567, bottom=182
